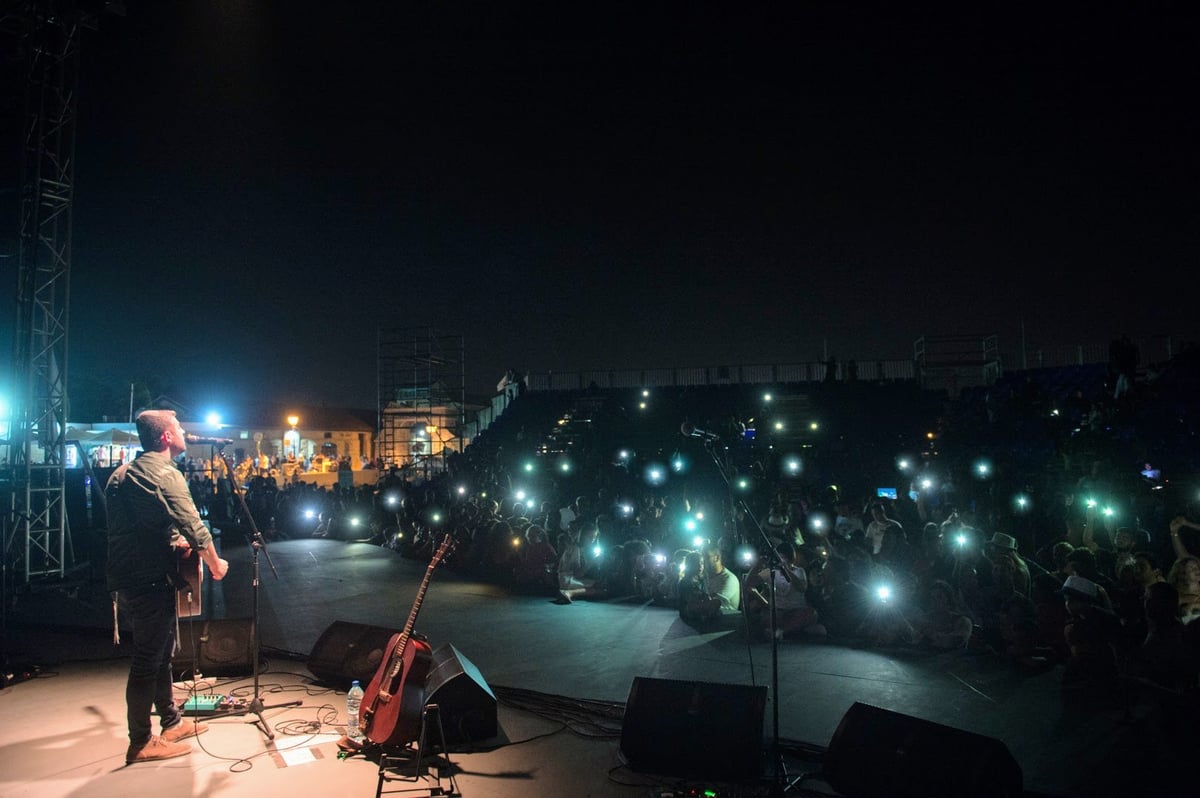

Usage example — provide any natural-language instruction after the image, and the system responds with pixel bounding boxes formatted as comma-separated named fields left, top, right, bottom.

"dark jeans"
left=121, top=585, right=182, bottom=746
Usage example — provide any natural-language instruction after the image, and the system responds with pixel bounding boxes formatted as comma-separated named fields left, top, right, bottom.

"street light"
left=285, top=414, right=300, bottom=465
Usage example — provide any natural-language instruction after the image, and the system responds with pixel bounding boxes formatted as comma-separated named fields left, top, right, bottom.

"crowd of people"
left=184, top=348, right=1200, bottom=711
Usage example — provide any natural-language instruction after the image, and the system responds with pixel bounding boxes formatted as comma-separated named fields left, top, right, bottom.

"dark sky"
left=5, top=2, right=1199, bottom=416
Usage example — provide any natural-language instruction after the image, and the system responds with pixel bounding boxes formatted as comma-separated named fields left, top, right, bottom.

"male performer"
left=107, top=409, right=230, bottom=764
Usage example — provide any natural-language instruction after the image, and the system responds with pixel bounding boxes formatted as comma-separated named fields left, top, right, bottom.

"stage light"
left=384, top=494, right=399, bottom=508
left=653, top=553, right=667, bottom=565
left=876, top=585, right=893, bottom=603
left=523, top=461, right=535, bottom=473
left=973, top=459, right=992, bottom=479
left=763, top=392, right=773, bottom=402
left=620, top=503, right=634, bottom=517
left=783, top=456, right=802, bottom=476
left=559, top=459, right=572, bottom=473
left=692, top=536, right=707, bottom=548
left=304, top=508, right=316, bottom=520
left=350, top=516, right=361, bottom=527
left=737, top=477, right=751, bottom=491
left=1014, top=494, right=1030, bottom=511
left=774, top=420, right=785, bottom=431
left=685, top=519, right=698, bottom=532
left=512, top=536, right=521, bottom=547
left=592, top=544, right=603, bottom=558
left=515, top=489, right=527, bottom=502
left=456, top=485, right=467, bottom=496
left=810, top=421, right=820, bottom=431
left=205, top=411, right=222, bottom=427
left=639, top=401, right=648, bottom=410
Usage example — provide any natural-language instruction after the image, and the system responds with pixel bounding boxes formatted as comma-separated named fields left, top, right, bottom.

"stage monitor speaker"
left=425, top=643, right=498, bottom=744
left=307, top=621, right=400, bottom=688
left=825, top=702, right=1023, bottom=798
left=173, top=619, right=255, bottom=677
left=620, top=677, right=766, bottom=781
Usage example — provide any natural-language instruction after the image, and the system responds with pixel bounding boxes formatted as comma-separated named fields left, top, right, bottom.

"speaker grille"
left=620, top=677, right=766, bottom=780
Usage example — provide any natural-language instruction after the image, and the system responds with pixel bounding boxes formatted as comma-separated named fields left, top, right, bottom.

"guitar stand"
left=374, top=704, right=459, bottom=798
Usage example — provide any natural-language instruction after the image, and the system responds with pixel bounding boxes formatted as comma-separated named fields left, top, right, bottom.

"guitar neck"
left=387, top=538, right=451, bottom=678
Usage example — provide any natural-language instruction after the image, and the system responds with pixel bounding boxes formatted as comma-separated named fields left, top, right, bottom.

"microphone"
left=680, top=422, right=720, bottom=442
left=185, top=433, right=234, bottom=446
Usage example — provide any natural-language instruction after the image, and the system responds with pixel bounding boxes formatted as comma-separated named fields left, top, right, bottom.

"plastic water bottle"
left=346, top=680, right=364, bottom=739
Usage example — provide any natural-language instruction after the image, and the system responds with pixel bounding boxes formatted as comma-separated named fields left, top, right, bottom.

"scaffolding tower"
left=377, top=328, right=465, bottom=474
left=3, top=1, right=105, bottom=583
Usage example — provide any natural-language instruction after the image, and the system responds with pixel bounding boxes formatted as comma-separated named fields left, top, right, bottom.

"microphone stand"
left=204, top=451, right=300, bottom=740
left=692, top=434, right=798, bottom=797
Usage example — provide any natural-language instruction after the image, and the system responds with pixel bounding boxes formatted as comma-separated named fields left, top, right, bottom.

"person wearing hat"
left=1059, top=574, right=1122, bottom=695
left=985, top=531, right=1032, bottom=597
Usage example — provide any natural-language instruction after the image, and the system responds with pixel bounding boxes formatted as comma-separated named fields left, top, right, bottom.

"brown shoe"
left=125, top=735, right=191, bottom=764
left=162, top=718, right=209, bottom=742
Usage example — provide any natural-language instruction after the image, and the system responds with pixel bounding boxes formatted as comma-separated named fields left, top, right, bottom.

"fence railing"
left=524, top=359, right=917, bottom=392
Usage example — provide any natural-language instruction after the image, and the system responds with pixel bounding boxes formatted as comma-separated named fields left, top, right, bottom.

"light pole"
left=285, top=415, right=300, bottom=475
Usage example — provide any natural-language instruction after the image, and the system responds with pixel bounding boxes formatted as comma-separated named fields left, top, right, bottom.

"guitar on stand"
left=361, top=535, right=454, bottom=747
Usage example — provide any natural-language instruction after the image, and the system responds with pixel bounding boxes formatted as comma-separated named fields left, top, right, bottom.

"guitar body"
left=175, top=546, right=203, bottom=617
left=357, top=535, right=453, bottom=747
left=360, top=632, right=433, bottom=746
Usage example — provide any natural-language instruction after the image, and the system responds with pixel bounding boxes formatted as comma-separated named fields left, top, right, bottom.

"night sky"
left=4, top=2, right=1198, bottom=417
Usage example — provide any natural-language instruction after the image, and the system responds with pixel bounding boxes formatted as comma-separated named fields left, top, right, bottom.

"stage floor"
left=0, top=538, right=1189, bottom=797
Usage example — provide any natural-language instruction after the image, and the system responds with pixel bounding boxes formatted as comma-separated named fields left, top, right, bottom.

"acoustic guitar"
left=360, top=535, right=454, bottom=746
left=175, top=545, right=203, bottom=617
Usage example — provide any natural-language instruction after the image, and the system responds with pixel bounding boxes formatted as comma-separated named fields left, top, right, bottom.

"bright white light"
left=685, top=519, right=697, bottom=532
left=692, top=536, right=705, bottom=548
left=774, top=421, right=784, bottom=431
left=654, top=553, right=666, bottom=565
left=876, top=585, right=892, bottom=602
left=524, top=462, right=535, bottom=473
left=304, top=508, right=316, bottom=520
left=763, top=393, right=773, bottom=402
left=592, top=545, right=602, bottom=558
left=456, top=485, right=466, bottom=496
left=205, top=412, right=221, bottom=427
left=350, top=517, right=361, bottom=527
left=385, top=495, right=399, bottom=507
left=515, top=490, right=527, bottom=501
